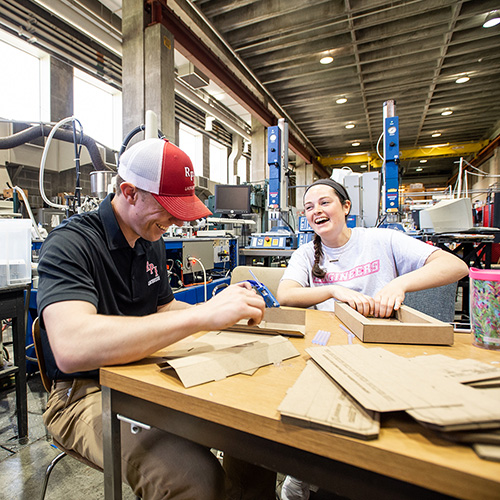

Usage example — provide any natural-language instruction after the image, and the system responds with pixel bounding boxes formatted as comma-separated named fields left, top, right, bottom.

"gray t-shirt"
left=282, top=227, right=437, bottom=311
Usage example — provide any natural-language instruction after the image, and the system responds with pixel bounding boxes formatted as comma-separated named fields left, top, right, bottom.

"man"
left=37, top=138, right=275, bottom=499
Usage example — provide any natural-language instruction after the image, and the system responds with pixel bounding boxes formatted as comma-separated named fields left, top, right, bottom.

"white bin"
left=0, top=219, right=32, bottom=288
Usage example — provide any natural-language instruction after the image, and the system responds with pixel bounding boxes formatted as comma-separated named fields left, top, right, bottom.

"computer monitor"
left=423, top=198, right=473, bottom=233
left=214, top=184, right=251, bottom=216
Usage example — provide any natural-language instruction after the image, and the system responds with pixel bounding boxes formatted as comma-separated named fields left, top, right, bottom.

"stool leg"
left=40, top=451, right=67, bottom=500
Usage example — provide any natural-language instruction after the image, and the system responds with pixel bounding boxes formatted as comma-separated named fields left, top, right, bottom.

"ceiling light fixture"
left=352, top=141, right=360, bottom=146
left=441, top=109, right=453, bottom=116
left=336, top=97, right=347, bottom=104
left=419, top=159, right=428, bottom=163
left=360, top=164, right=368, bottom=169
left=483, top=10, right=500, bottom=28
left=455, top=76, right=470, bottom=84
left=345, top=123, right=355, bottom=129
left=416, top=167, right=423, bottom=172
left=431, top=132, right=442, bottom=137
left=320, top=56, right=334, bottom=64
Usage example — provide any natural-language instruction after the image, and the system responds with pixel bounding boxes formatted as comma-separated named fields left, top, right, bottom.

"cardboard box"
left=335, top=302, right=454, bottom=345
left=3, top=188, right=28, bottom=199
left=226, top=307, right=306, bottom=337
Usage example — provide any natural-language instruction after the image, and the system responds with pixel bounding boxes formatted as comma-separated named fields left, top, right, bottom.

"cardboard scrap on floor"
left=278, top=360, right=379, bottom=440
left=159, top=333, right=299, bottom=388
left=225, top=307, right=306, bottom=337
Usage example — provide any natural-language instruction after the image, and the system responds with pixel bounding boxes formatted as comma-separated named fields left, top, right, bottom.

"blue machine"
left=267, top=125, right=281, bottom=210
left=248, top=121, right=297, bottom=250
left=297, top=216, right=314, bottom=246
left=384, top=115, right=400, bottom=214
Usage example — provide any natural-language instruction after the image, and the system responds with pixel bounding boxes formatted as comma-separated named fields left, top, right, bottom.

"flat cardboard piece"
left=472, top=443, right=500, bottom=462
left=225, top=307, right=306, bottom=337
left=159, top=334, right=299, bottom=388
left=162, top=331, right=270, bottom=358
left=278, top=360, right=380, bottom=440
left=407, top=384, right=500, bottom=431
left=307, top=345, right=462, bottom=412
left=306, top=344, right=500, bottom=430
left=335, top=302, right=454, bottom=345
left=408, top=355, right=500, bottom=384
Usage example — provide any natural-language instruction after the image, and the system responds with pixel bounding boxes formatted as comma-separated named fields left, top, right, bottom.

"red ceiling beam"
left=145, top=0, right=327, bottom=175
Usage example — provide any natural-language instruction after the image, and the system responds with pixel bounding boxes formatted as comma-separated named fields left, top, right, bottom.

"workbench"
left=101, top=309, right=500, bottom=500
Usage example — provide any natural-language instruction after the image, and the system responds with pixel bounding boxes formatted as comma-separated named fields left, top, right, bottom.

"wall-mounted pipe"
left=0, top=123, right=107, bottom=171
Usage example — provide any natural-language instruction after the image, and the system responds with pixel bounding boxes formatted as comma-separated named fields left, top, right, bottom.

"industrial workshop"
left=1, top=1, right=500, bottom=499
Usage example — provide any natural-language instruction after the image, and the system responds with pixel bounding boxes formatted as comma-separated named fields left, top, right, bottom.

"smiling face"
left=303, top=184, right=352, bottom=247
left=112, top=183, right=185, bottom=247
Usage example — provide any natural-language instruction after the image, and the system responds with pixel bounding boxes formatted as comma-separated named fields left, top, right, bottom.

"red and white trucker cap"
left=118, top=138, right=212, bottom=221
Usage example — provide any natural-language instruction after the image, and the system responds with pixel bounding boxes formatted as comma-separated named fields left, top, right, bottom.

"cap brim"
left=152, top=193, right=212, bottom=221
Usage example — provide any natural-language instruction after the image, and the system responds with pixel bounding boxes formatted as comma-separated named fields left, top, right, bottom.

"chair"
left=229, top=265, right=285, bottom=297
left=32, top=317, right=106, bottom=500
left=404, top=282, right=458, bottom=323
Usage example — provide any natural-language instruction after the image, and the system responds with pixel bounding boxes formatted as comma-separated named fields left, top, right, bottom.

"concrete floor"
left=0, top=375, right=138, bottom=500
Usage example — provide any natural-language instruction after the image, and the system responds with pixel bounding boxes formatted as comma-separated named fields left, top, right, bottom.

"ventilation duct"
left=178, top=63, right=209, bottom=89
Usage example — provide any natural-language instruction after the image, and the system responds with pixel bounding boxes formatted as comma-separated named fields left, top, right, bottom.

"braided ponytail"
left=311, top=233, right=326, bottom=278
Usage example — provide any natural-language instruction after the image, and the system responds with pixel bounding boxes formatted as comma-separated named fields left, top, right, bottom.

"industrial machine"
left=382, top=99, right=401, bottom=220
left=163, top=235, right=237, bottom=303
left=248, top=119, right=297, bottom=249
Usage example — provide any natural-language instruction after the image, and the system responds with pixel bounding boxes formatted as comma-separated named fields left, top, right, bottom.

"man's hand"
left=197, top=283, right=266, bottom=330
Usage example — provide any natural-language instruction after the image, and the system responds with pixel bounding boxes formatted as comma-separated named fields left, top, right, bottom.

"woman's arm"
left=373, top=249, right=469, bottom=317
left=277, top=279, right=375, bottom=316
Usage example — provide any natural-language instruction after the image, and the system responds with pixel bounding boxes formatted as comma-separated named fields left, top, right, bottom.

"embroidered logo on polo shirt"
left=146, top=261, right=160, bottom=286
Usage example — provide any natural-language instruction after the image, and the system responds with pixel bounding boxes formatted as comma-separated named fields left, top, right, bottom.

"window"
left=0, top=34, right=46, bottom=122
left=209, top=139, right=228, bottom=184
left=178, top=122, right=203, bottom=176
left=73, top=68, right=122, bottom=150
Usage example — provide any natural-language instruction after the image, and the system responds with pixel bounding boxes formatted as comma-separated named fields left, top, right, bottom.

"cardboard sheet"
left=225, top=307, right=306, bottom=337
left=408, top=355, right=500, bottom=384
left=307, top=345, right=462, bottom=412
left=162, top=331, right=270, bottom=359
left=472, top=443, right=500, bottom=462
left=278, top=360, right=380, bottom=440
left=159, top=334, right=299, bottom=388
left=335, top=302, right=454, bottom=345
left=407, top=384, right=500, bottom=430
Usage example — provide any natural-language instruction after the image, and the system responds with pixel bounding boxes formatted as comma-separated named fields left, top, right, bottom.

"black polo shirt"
left=37, top=194, right=174, bottom=380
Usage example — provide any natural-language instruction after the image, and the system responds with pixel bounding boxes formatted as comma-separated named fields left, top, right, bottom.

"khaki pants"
left=44, top=378, right=224, bottom=500
left=43, top=378, right=276, bottom=500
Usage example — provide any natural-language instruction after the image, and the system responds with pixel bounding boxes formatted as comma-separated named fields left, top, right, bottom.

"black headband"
left=304, top=179, right=351, bottom=202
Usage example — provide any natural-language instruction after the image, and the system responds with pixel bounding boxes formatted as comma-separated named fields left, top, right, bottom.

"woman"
left=277, top=178, right=469, bottom=317
left=278, top=179, right=469, bottom=500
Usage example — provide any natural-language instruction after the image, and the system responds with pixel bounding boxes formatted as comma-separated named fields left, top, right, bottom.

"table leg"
left=12, top=289, right=27, bottom=442
left=102, top=386, right=122, bottom=499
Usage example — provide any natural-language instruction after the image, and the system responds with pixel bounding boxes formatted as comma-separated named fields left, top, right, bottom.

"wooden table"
left=100, top=309, right=500, bottom=500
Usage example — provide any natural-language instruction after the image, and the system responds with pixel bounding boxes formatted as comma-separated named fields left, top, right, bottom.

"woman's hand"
left=331, top=285, right=375, bottom=317
left=373, top=281, right=405, bottom=318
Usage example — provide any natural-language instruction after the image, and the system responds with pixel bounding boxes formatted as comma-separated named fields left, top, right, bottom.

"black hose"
left=0, top=124, right=107, bottom=171
left=118, top=125, right=165, bottom=159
